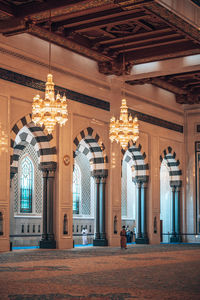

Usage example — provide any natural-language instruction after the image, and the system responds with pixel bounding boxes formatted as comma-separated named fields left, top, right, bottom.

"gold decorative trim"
left=63, top=155, right=70, bottom=166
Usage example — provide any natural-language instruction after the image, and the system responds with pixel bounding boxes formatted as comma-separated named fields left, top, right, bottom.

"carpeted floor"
left=0, top=244, right=200, bottom=300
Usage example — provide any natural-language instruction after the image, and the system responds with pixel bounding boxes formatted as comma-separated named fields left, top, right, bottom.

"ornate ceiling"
left=126, top=70, right=200, bottom=104
left=0, top=0, right=199, bottom=104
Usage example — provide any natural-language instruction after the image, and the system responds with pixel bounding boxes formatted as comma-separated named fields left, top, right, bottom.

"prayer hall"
left=0, top=0, right=200, bottom=298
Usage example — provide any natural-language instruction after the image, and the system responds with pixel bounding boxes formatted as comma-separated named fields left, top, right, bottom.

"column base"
left=135, top=237, right=149, bottom=244
left=39, top=239, right=56, bottom=249
left=93, top=238, right=108, bottom=246
left=170, top=236, right=182, bottom=243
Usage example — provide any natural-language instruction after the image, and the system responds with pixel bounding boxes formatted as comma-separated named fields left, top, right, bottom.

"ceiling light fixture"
left=109, top=53, right=139, bottom=149
left=32, top=11, right=68, bottom=134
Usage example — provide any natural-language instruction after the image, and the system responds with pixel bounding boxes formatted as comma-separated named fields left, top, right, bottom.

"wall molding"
left=129, top=109, right=183, bottom=133
left=0, top=67, right=110, bottom=111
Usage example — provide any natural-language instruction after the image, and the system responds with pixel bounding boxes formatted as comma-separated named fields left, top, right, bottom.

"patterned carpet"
left=0, top=244, right=200, bottom=300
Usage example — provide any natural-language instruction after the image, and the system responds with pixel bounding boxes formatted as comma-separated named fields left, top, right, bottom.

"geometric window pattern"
left=73, top=163, right=81, bottom=215
left=13, top=143, right=43, bottom=214
left=20, top=156, right=33, bottom=213
left=74, top=152, right=92, bottom=216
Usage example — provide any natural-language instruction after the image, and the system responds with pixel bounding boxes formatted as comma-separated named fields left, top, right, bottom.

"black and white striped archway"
left=73, top=126, right=108, bottom=246
left=73, top=127, right=108, bottom=177
left=121, top=141, right=149, bottom=244
left=160, top=146, right=182, bottom=187
left=10, top=114, right=57, bottom=175
left=160, top=146, right=182, bottom=243
left=10, top=113, right=57, bottom=249
left=122, top=141, right=149, bottom=183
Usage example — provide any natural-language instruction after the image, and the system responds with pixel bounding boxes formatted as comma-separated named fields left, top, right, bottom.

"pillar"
left=136, top=182, right=142, bottom=241
left=47, top=170, right=56, bottom=244
left=41, top=170, right=48, bottom=241
left=99, top=177, right=106, bottom=240
left=170, top=186, right=178, bottom=243
left=40, top=163, right=57, bottom=249
left=94, top=177, right=100, bottom=240
left=141, top=182, right=149, bottom=243
left=135, top=181, right=149, bottom=244
left=93, top=175, right=108, bottom=246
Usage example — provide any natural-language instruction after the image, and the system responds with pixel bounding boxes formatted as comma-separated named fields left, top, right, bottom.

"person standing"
left=82, top=227, right=88, bottom=245
left=120, top=225, right=127, bottom=249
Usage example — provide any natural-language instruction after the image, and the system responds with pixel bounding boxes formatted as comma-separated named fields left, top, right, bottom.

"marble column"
left=39, top=163, right=57, bottom=249
left=47, top=170, right=56, bottom=243
left=170, top=186, right=177, bottom=242
left=136, top=182, right=142, bottom=239
left=141, top=182, right=149, bottom=243
left=41, top=170, right=48, bottom=241
left=99, top=177, right=106, bottom=240
left=94, top=177, right=100, bottom=240
left=175, top=186, right=182, bottom=242
left=93, top=176, right=108, bottom=246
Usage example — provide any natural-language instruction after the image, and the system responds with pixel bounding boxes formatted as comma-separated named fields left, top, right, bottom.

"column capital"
left=100, top=177, right=107, bottom=184
left=48, top=170, right=56, bottom=178
left=135, top=181, right=142, bottom=188
left=171, top=186, right=176, bottom=192
left=39, top=162, right=57, bottom=172
left=142, top=182, right=148, bottom=189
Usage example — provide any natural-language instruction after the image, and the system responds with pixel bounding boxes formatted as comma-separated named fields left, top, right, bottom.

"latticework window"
left=14, top=143, right=43, bottom=215
left=73, top=163, right=81, bottom=215
left=20, top=156, right=33, bottom=213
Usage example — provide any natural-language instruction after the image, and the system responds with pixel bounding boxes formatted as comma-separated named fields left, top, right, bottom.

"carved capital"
left=98, top=60, right=133, bottom=76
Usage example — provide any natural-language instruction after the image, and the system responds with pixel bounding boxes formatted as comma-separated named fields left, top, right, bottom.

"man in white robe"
left=82, top=227, right=88, bottom=245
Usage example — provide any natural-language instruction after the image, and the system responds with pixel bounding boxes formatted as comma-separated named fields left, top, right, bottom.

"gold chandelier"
left=109, top=50, right=139, bottom=149
left=109, top=98, right=139, bottom=149
left=32, top=11, right=68, bottom=134
left=0, top=122, right=8, bottom=155
left=32, top=74, right=68, bottom=134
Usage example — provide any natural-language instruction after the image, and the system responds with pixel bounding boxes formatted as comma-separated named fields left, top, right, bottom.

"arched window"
left=20, top=156, right=34, bottom=213
left=160, top=160, right=171, bottom=242
left=73, top=163, right=81, bottom=215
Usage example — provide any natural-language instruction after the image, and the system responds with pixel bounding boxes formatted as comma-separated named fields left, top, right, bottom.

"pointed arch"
left=122, top=141, right=149, bottom=183
left=10, top=114, right=57, bottom=175
left=73, top=127, right=108, bottom=177
left=160, top=146, right=182, bottom=187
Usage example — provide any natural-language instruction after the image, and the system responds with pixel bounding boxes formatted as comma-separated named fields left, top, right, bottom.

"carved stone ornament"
left=63, top=155, right=70, bottom=166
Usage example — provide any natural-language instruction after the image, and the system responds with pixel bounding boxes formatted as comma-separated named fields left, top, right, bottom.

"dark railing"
left=161, top=232, right=200, bottom=243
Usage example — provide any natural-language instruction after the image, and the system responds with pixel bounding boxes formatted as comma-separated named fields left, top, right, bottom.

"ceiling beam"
left=27, top=24, right=113, bottom=63
left=14, top=0, right=90, bottom=19
left=0, top=2, right=14, bottom=17
left=118, top=38, right=188, bottom=53
left=95, top=27, right=172, bottom=45
left=66, top=11, right=147, bottom=33
left=107, top=32, right=181, bottom=50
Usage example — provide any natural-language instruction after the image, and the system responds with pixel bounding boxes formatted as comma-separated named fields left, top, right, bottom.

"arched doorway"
left=121, top=155, right=137, bottom=240
left=10, top=115, right=57, bottom=249
left=73, top=127, right=108, bottom=246
left=160, top=147, right=182, bottom=243
left=121, top=142, right=149, bottom=244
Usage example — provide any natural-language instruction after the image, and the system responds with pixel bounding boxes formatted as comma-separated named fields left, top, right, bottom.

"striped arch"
left=122, top=141, right=149, bottom=183
left=160, top=146, right=182, bottom=187
left=73, top=127, right=108, bottom=177
left=10, top=114, right=57, bottom=175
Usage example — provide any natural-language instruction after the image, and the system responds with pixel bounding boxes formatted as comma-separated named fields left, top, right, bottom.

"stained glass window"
left=20, top=156, right=33, bottom=213
left=73, top=163, right=81, bottom=215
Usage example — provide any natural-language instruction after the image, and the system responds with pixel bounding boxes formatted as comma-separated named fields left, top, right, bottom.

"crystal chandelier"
left=32, top=11, right=68, bottom=134
left=0, top=122, right=8, bottom=155
left=32, top=74, right=68, bottom=134
left=109, top=98, right=139, bottom=149
left=109, top=50, right=139, bottom=149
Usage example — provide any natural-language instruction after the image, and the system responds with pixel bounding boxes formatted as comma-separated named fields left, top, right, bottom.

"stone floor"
left=0, top=244, right=200, bottom=300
